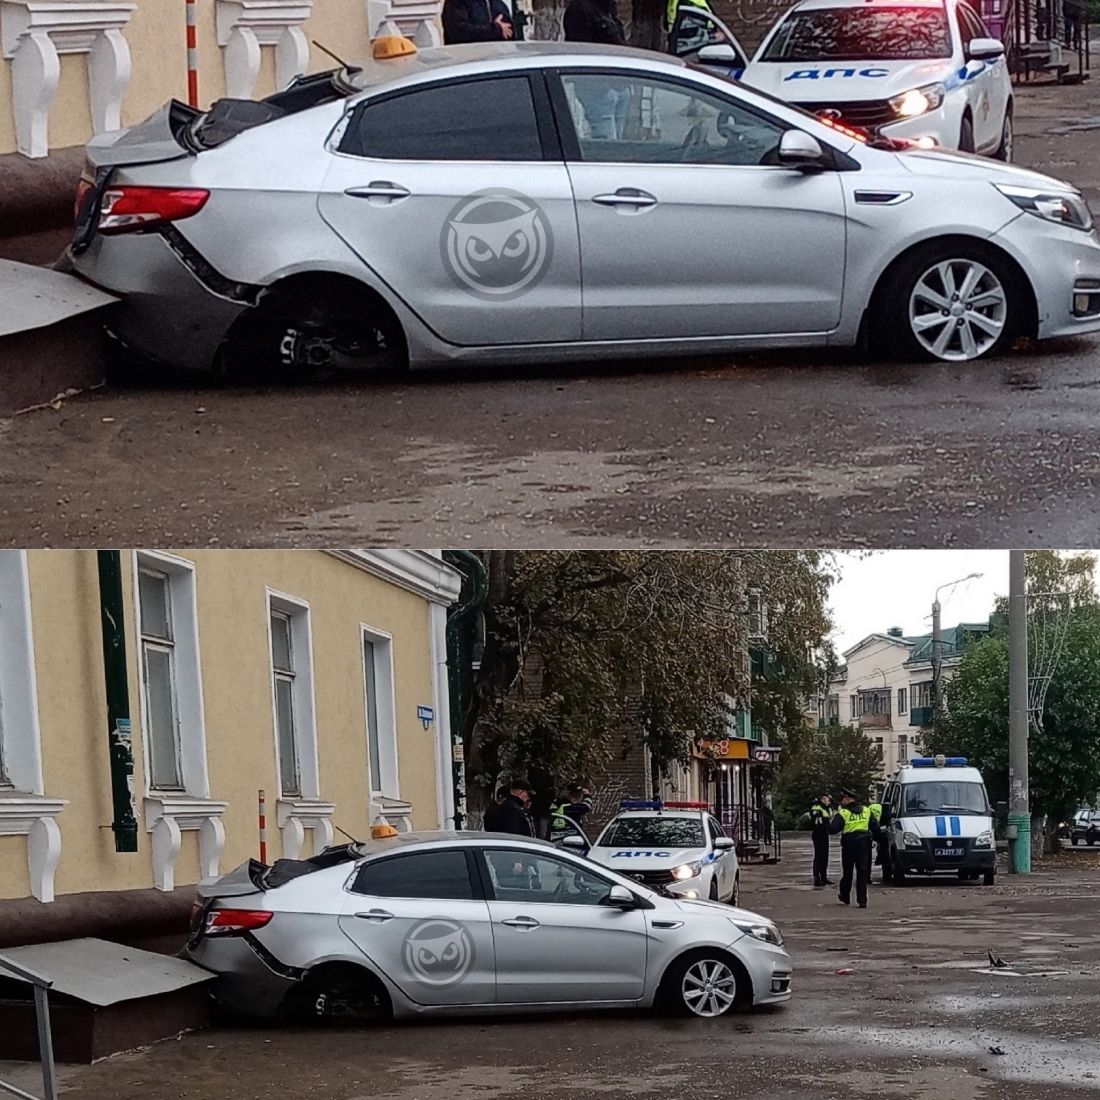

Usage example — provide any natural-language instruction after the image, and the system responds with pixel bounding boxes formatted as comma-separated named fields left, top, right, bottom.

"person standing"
left=490, top=779, right=535, bottom=836
left=809, top=792, right=834, bottom=888
left=829, top=789, right=876, bottom=908
left=563, top=0, right=625, bottom=44
left=442, top=0, right=514, bottom=44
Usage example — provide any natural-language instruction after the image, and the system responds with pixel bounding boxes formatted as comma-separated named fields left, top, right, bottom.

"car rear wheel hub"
left=682, top=959, right=736, bottom=1017
left=909, top=259, right=1007, bottom=361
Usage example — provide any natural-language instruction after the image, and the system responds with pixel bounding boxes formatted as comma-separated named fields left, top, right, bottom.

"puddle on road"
left=781, top=1025, right=1100, bottom=1091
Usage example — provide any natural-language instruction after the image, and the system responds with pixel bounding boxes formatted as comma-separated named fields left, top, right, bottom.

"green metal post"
left=444, top=552, right=487, bottom=831
left=97, top=551, right=138, bottom=853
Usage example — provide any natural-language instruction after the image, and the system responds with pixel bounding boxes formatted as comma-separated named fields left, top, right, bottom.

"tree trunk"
left=629, top=0, right=666, bottom=51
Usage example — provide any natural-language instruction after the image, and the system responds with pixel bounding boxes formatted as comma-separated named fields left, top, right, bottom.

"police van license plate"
left=934, top=845, right=960, bottom=856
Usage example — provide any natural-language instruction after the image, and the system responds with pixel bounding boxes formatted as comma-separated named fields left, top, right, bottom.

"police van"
left=579, top=800, right=741, bottom=905
left=880, top=755, right=997, bottom=885
left=694, top=0, right=1013, bottom=158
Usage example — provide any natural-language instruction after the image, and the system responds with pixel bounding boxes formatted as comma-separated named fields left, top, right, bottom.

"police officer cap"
left=840, top=788, right=860, bottom=800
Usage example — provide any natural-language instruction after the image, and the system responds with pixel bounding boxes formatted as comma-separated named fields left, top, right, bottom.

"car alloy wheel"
left=681, top=958, right=738, bottom=1018
left=996, top=112, right=1014, bottom=162
left=908, top=259, right=1008, bottom=361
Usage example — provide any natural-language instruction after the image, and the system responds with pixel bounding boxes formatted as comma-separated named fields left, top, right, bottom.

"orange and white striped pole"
left=258, top=789, right=268, bottom=864
left=185, top=0, right=199, bottom=107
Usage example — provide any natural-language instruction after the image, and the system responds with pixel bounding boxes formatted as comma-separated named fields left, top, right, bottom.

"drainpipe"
left=97, top=551, right=138, bottom=853
left=444, top=552, right=487, bottom=831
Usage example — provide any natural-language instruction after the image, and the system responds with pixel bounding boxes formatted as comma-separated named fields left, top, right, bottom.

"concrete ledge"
left=0, top=148, right=84, bottom=245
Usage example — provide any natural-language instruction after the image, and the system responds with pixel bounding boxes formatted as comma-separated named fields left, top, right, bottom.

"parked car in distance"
left=185, top=832, right=791, bottom=1023
left=65, top=40, right=1100, bottom=378
left=1070, top=809, right=1099, bottom=846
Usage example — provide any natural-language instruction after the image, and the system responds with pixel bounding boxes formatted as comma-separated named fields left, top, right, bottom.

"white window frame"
left=897, top=687, right=908, bottom=716
left=132, top=552, right=224, bottom=892
left=267, top=590, right=320, bottom=801
left=362, top=624, right=399, bottom=800
left=132, top=552, right=209, bottom=798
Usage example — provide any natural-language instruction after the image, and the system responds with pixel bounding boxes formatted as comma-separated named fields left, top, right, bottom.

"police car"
left=879, top=755, right=997, bottom=885
left=584, top=800, right=741, bottom=904
left=729, top=0, right=1013, bottom=157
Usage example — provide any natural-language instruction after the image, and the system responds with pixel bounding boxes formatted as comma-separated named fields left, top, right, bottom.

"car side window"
left=484, top=849, right=614, bottom=905
left=560, top=72, right=785, bottom=167
left=957, top=6, right=978, bottom=50
left=709, top=816, right=726, bottom=844
left=339, top=76, right=544, bottom=161
left=351, top=849, right=475, bottom=899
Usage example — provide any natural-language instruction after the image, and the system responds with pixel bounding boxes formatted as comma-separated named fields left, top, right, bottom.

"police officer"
left=553, top=786, right=593, bottom=827
left=829, top=789, right=877, bottom=908
left=809, top=792, right=834, bottom=888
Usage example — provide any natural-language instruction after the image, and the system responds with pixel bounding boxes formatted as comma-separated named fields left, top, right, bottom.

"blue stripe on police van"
left=936, top=816, right=946, bottom=836
left=951, top=816, right=961, bottom=836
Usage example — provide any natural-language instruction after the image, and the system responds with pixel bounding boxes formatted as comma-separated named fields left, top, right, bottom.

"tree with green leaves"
left=448, top=550, right=835, bottom=819
left=773, top=725, right=884, bottom=827
left=928, top=551, right=1100, bottom=853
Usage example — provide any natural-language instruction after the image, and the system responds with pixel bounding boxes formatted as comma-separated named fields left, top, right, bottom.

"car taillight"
left=203, top=908, right=274, bottom=937
left=96, top=186, right=210, bottom=235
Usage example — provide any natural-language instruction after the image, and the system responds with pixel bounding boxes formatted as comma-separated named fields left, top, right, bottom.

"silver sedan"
left=65, top=42, right=1100, bottom=375
left=183, top=832, right=791, bottom=1021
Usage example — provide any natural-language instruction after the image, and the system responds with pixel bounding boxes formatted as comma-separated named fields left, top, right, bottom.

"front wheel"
left=994, top=109, right=1014, bottom=162
left=729, top=874, right=741, bottom=907
left=877, top=243, right=1023, bottom=363
left=661, top=953, right=740, bottom=1019
left=892, top=856, right=907, bottom=885
left=960, top=114, right=976, bottom=153
left=983, top=870, right=996, bottom=886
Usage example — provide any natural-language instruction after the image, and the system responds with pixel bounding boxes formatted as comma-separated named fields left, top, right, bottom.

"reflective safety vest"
left=667, top=0, right=713, bottom=32
left=838, top=805, right=872, bottom=834
left=869, top=802, right=883, bottom=822
left=810, top=802, right=830, bottom=825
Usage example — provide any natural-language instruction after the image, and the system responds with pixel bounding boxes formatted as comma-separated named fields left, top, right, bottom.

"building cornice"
left=326, top=551, right=463, bottom=606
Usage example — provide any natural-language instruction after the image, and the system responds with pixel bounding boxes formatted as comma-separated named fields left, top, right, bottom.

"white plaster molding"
left=277, top=797, right=335, bottom=859
left=144, top=794, right=228, bottom=892
left=1, top=0, right=134, bottom=158
left=367, top=0, right=442, bottom=45
left=0, top=795, right=66, bottom=902
left=326, top=551, right=462, bottom=607
left=216, top=0, right=312, bottom=99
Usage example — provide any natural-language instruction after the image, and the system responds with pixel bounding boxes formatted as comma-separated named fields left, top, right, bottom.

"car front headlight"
left=903, top=831, right=923, bottom=849
left=729, top=917, right=784, bottom=946
left=974, top=830, right=994, bottom=849
left=889, top=82, right=946, bottom=118
left=995, top=183, right=1094, bottom=232
left=672, top=861, right=703, bottom=881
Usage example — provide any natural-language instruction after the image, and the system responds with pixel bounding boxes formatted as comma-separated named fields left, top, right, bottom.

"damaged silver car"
left=184, top=832, right=792, bottom=1022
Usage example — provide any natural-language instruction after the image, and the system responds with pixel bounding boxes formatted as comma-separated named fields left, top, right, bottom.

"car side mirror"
left=603, top=884, right=637, bottom=909
left=967, top=37, right=1005, bottom=62
left=561, top=835, right=587, bottom=851
left=714, top=836, right=735, bottom=851
left=778, top=129, right=827, bottom=172
left=697, top=44, right=740, bottom=65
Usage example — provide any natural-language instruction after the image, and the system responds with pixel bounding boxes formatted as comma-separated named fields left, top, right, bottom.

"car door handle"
left=354, top=909, right=396, bottom=922
left=501, top=916, right=541, bottom=929
left=592, top=189, right=657, bottom=209
left=344, top=182, right=411, bottom=203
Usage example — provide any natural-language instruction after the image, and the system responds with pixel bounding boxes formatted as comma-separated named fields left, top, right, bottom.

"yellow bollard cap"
left=371, top=823, right=399, bottom=838
left=372, top=35, right=417, bottom=60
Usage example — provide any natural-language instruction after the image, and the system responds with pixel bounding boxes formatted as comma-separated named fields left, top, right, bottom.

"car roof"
left=608, top=810, right=709, bottom=819
left=353, top=829, right=555, bottom=856
left=348, top=41, right=686, bottom=91
left=895, top=765, right=985, bottom=784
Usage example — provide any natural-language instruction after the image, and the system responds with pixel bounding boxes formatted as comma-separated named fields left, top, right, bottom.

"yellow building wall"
left=1, top=0, right=379, bottom=155
left=1, top=550, right=440, bottom=901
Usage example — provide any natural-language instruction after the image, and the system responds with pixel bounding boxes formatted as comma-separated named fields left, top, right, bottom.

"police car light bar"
left=620, top=799, right=663, bottom=811
left=910, top=756, right=969, bottom=767
left=662, top=801, right=712, bottom=809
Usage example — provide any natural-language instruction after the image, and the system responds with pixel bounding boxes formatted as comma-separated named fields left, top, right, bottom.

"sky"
left=828, top=551, right=1014, bottom=655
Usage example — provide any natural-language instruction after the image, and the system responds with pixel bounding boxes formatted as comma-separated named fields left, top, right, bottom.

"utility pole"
left=1008, top=549, right=1031, bottom=873
left=931, top=598, right=943, bottom=725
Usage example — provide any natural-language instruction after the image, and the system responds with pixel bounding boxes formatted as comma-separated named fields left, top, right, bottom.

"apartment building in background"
left=823, top=622, right=991, bottom=777
left=0, top=549, right=460, bottom=946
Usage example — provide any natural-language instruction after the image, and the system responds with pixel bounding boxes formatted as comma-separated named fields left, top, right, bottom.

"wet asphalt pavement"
left=11, top=835, right=1100, bottom=1100
left=3, top=83, right=1100, bottom=548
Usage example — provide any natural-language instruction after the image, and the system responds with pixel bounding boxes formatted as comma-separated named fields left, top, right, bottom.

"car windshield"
left=760, top=7, right=953, bottom=61
left=903, top=781, right=988, bottom=815
left=602, top=818, right=705, bottom=847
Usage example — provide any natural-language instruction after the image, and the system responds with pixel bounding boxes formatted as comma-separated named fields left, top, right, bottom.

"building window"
left=746, top=588, right=768, bottom=641
left=826, top=695, right=839, bottom=726
left=875, top=737, right=884, bottom=755
left=138, top=569, right=183, bottom=790
left=898, top=734, right=908, bottom=760
left=849, top=694, right=858, bottom=720
left=912, top=681, right=934, bottom=708
left=897, top=687, right=907, bottom=716
left=363, top=628, right=398, bottom=798
left=268, top=593, right=318, bottom=801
